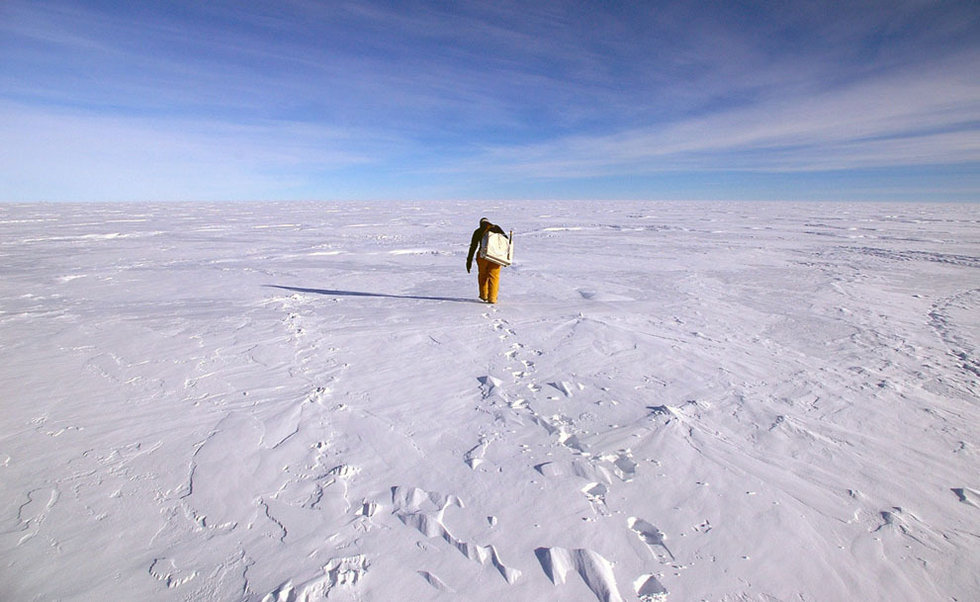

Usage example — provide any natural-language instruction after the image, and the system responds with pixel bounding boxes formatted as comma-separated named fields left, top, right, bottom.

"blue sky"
left=2, top=0, right=978, bottom=202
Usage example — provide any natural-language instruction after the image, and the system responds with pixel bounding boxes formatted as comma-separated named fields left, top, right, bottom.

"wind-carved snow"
left=1, top=201, right=978, bottom=601
left=391, top=486, right=522, bottom=584
left=535, top=547, right=624, bottom=602
left=149, top=557, right=198, bottom=589
left=951, top=487, right=980, bottom=508
left=262, top=555, right=368, bottom=602
left=418, top=570, right=454, bottom=593
left=14, top=487, right=60, bottom=546
left=634, top=574, right=669, bottom=601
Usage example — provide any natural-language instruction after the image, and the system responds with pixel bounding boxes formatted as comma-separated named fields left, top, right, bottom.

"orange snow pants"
left=476, top=257, right=501, bottom=303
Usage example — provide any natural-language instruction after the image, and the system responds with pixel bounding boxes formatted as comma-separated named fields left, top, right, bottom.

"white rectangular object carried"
left=480, top=230, right=513, bottom=267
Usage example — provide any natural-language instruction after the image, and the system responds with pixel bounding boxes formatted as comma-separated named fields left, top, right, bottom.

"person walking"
left=466, top=217, right=506, bottom=304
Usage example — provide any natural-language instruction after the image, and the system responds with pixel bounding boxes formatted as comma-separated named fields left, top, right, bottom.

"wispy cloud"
left=467, top=50, right=980, bottom=177
left=1, top=0, right=978, bottom=201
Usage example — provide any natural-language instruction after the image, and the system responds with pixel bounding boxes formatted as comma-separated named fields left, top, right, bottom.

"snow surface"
left=1, top=201, right=978, bottom=601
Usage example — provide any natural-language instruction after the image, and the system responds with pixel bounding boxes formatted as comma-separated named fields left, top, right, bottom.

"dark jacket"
left=467, top=222, right=505, bottom=272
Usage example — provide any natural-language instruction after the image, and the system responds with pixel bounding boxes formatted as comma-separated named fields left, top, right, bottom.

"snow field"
left=0, top=201, right=978, bottom=601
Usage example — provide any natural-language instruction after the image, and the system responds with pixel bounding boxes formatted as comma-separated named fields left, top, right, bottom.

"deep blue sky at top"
left=1, top=0, right=978, bottom=202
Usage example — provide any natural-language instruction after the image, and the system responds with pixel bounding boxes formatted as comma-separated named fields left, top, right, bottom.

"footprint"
left=464, top=437, right=492, bottom=469
left=305, top=385, right=331, bottom=406
left=628, top=517, right=675, bottom=561
left=492, top=321, right=516, bottom=337
left=559, top=430, right=590, bottom=455
left=582, top=482, right=610, bottom=516
left=605, top=450, right=637, bottom=482
left=314, top=464, right=359, bottom=514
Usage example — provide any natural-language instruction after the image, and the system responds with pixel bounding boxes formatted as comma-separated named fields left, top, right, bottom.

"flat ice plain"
left=1, top=201, right=977, bottom=601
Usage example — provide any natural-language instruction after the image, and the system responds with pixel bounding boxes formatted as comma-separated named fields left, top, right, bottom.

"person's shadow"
left=266, top=285, right=480, bottom=304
